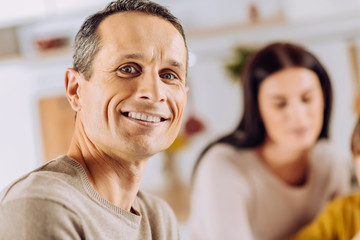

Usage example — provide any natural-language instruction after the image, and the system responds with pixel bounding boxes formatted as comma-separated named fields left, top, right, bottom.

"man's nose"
left=136, top=72, right=166, bottom=102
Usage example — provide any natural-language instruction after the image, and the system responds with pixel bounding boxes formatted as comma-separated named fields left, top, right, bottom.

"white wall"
left=0, top=61, right=38, bottom=188
left=0, top=54, right=71, bottom=189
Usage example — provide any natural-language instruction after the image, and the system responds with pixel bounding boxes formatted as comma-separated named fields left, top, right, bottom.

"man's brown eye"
left=119, top=65, right=139, bottom=74
left=121, top=66, right=136, bottom=73
left=161, top=73, right=176, bottom=80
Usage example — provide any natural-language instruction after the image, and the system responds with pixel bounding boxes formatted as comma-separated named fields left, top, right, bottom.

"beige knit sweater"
left=0, top=155, right=179, bottom=240
left=188, top=140, right=350, bottom=240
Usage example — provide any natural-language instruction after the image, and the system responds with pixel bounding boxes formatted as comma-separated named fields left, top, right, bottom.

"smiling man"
left=0, top=1, right=188, bottom=239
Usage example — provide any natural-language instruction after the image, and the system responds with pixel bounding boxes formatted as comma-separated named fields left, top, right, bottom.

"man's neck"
left=67, top=132, right=148, bottom=212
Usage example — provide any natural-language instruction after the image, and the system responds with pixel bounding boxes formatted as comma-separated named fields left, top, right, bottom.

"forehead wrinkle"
left=122, top=53, right=145, bottom=60
left=113, top=51, right=185, bottom=71
left=167, top=59, right=185, bottom=72
left=106, top=53, right=146, bottom=67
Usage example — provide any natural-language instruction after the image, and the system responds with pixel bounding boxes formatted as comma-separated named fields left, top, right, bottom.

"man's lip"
left=121, top=111, right=169, bottom=123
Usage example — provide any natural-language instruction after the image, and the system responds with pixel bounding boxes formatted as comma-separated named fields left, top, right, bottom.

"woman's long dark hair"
left=192, top=42, right=333, bottom=180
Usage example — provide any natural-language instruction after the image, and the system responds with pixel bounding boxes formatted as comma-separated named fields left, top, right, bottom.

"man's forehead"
left=99, top=11, right=169, bottom=33
left=98, top=12, right=182, bottom=45
left=97, top=13, right=185, bottom=58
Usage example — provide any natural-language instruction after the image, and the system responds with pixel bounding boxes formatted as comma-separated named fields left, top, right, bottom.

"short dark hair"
left=192, top=42, right=333, bottom=180
left=351, top=118, right=360, bottom=156
left=73, top=0, right=187, bottom=80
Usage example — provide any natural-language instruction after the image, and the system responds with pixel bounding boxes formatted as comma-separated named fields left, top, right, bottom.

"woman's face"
left=258, top=67, right=325, bottom=151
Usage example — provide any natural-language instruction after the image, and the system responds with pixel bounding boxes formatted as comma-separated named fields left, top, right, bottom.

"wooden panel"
left=348, top=40, right=360, bottom=114
left=38, top=96, right=74, bottom=162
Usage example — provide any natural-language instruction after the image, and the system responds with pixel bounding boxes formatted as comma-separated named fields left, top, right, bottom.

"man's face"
left=77, top=12, right=188, bottom=161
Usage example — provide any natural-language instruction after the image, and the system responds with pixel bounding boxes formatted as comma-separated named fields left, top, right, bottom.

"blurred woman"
left=188, top=42, right=350, bottom=240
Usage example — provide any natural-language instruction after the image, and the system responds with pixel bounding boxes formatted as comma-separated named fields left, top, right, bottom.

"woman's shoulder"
left=310, top=139, right=351, bottom=191
left=203, top=143, right=256, bottom=162
left=311, top=139, right=343, bottom=164
left=312, top=139, right=338, bottom=155
left=193, top=143, right=256, bottom=198
left=198, top=143, right=259, bottom=177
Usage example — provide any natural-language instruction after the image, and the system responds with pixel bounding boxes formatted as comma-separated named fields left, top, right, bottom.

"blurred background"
left=1, top=0, right=360, bottom=238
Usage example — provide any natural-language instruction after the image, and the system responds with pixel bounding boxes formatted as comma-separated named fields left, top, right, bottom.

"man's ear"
left=65, top=68, right=82, bottom=111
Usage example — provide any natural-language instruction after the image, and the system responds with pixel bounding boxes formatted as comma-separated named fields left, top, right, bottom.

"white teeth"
left=153, top=116, right=160, bottom=122
left=127, top=112, right=162, bottom=123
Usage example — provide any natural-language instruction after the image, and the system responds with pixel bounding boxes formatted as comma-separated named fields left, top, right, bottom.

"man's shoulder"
left=0, top=156, right=84, bottom=205
left=134, top=190, right=179, bottom=238
left=135, top=190, right=174, bottom=215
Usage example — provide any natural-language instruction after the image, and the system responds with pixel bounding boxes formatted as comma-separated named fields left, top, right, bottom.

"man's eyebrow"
left=167, top=59, right=185, bottom=72
left=109, top=53, right=143, bottom=66
left=115, top=54, right=186, bottom=72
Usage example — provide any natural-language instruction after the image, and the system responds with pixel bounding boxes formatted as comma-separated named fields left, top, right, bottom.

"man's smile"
left=122, top=112, right=167, bottom=123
